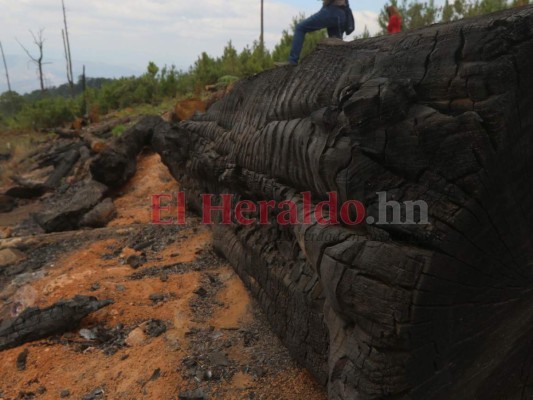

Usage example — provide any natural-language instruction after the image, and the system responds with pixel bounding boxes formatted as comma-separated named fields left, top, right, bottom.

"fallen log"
left=44, top=148, right=80, bottom=188
left=154, top=6, right=533, bottom=400
left=0, top=225, right=141, bottom=252
left=53, top=116, right=132, bottom=139
left=90, top=115, right=163, bottom=188
left=0, top=295, right=112, bottom=351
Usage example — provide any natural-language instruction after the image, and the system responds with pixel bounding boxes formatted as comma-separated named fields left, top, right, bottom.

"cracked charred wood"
left=154, top=7, right=533, bottom=400
left=90, top=115, right=163, bottom=188
left=0, top=295, right=112, bottom=351
left=44, top=148, right=81, bottom=188
left=5, top=140, right=87, bottom=199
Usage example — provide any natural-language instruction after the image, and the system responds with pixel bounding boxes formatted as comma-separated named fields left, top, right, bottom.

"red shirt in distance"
left=387, top=15, right=402, bottom=34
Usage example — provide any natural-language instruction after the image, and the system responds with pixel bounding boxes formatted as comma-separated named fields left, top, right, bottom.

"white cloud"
left=0, top=0, right=381, bottom=92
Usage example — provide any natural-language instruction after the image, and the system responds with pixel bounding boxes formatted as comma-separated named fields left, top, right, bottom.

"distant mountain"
left=0, top=54, right=143, bottom=94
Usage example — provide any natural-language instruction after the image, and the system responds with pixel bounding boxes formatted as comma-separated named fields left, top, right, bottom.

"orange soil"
left=0, top=153, right=326, bottom=400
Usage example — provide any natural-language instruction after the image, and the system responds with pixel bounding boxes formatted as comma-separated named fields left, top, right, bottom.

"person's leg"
left=289, top=7, right=342, bottom=64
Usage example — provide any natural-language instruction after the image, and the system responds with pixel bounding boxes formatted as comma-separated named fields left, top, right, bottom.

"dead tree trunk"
left=0, top=41, right=12, bottom=93
left=61, top=0, right=74, bottom=91
left=17, top=29, right=47, bottom=93
left=153, top=6, right=533, bottom=400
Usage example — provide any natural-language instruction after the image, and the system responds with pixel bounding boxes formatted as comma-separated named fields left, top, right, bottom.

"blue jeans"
left=289, top=6, right=346, bottom=64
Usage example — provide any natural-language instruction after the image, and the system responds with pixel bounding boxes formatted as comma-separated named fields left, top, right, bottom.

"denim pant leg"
left=289, top=6, right=347, bottom=64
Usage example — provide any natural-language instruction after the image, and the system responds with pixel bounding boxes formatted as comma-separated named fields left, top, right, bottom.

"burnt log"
left=44, top=148, right=80, bottom=188
left=0, top=295, right=112, bottom=351
left=154, top=7, right=533, bottom=400
left=53, top=116, right=132, bottom=139
left=90, top=115, right=163, bottom=188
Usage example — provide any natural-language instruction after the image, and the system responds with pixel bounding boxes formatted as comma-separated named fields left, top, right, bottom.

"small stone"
left=144, top=319, right=167, bottom=337
left=160, top=274, right=169, bottom=282
left=79, top=329, right=98, bottom=341
left=82, top=387, right=104, bottom=400
left=90, top=283, right=101, bottom=292
left=36, top=387, right=46, bottom=395
left=149, top=293, right=168, bottom=304
left=60, top=389, right=71, bottom=398
left=203, top=370, right=213, bottom=381
left=116, top=284, right=126, bottom=292
left=126, top=255, right=143, bottom=269
left=16, top=348, right=29, bottom=371
left=193, top=287, right=207, bottom=297
left=149, top=368, right=161, bottom=381
left=125, top=328, right=146, bottom=347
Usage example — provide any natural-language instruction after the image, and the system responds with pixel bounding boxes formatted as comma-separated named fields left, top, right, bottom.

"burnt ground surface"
left=0, top=153, right=326, bottom=400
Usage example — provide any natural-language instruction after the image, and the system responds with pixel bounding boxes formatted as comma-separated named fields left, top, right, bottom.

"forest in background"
left=0, top=0, right=530, bottom=131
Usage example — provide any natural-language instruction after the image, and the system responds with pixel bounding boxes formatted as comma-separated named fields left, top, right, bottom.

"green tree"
left=220, top=41, right=240, bottom=76
left=0, top=91, right=25, bottom=118
left=146, top=61, right=159, bottom=78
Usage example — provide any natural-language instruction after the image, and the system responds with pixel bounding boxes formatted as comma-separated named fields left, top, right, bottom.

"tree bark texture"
left=153, top=7, right=533, bottom=399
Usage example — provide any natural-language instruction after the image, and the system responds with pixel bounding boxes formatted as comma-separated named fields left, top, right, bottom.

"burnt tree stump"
left=154, top=7, right=533, bottom=399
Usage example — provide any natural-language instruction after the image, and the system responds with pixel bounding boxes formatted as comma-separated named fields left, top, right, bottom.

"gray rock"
left=33, top=180, right=108, bottom=232
left=80, top=198, right=117, bottom=228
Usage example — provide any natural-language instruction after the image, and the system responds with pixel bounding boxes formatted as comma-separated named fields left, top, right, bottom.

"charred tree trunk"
left=90, top=115, right=163, bottom=188
left=154, top=7, right=533, bottom=400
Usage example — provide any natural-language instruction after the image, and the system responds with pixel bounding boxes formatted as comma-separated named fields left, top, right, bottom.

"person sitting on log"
left=276, top=0, right=347, bottom=66
left=387, top=6, right=402, bottom=34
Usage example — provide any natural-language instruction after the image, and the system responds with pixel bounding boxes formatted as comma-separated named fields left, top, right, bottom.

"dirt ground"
left=0, top=154, right=326, bottom=400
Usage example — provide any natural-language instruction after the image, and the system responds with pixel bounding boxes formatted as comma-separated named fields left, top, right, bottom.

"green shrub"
left=111, top=124, right=126, bottom=137
left=16, top=96, right=79, bottom=129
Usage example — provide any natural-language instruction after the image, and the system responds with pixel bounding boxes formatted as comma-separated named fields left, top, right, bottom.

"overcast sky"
left=0, top=0, right=384, bottom=92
